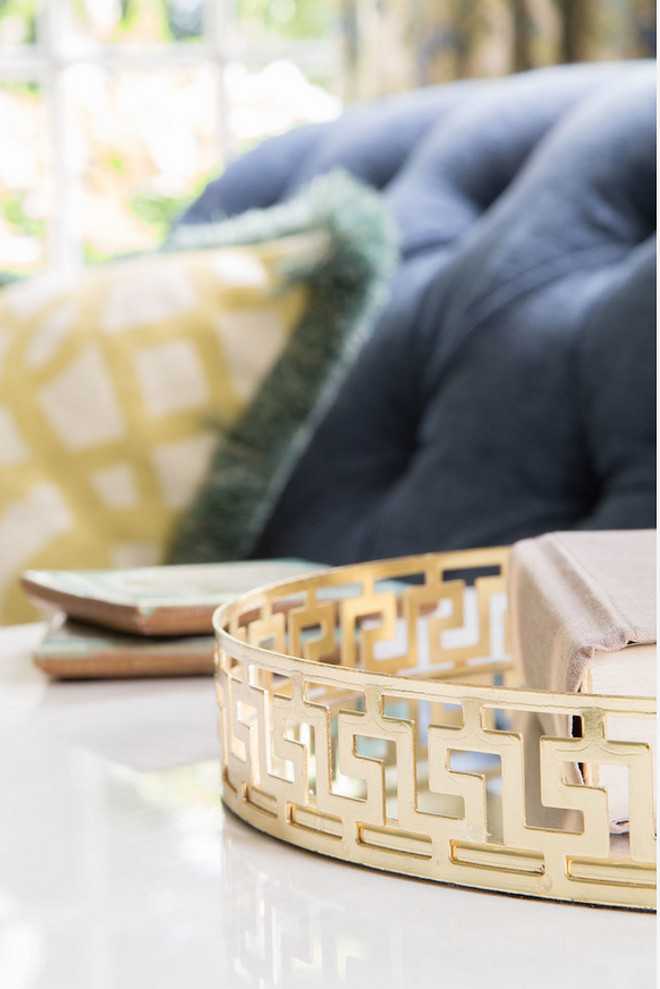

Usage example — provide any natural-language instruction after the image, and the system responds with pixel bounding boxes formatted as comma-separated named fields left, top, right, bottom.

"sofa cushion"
left=174, top=63, right=656, bottom=566
left=576, top=236, right=656, bottom=531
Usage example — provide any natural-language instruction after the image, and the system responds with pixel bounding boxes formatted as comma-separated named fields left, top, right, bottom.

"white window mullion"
left=39, top=0, right=82, bottom=276
left=204, top=0, right=235, bottom=167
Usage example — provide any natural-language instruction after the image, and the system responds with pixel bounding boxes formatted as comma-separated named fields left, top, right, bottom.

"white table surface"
left=0, top=623, right=656, bottom=989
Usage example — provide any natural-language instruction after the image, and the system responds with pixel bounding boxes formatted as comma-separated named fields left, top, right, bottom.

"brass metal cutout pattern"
left=214, top=549, right=656, bottom=910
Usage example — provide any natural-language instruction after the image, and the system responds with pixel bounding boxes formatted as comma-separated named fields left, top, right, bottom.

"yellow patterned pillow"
left=0, top=235, right=325, bottom=623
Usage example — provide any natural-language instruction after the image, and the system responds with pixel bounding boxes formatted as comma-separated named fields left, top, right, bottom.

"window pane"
left=237, top=0, right=338, bottom=42
left=69, top=63, right=221, bottom=261
left=62, top=0, right=204, bottom=49
left=0, top=0, right=37, bottom=47
left=72, top=58, right=341, bottom=260
left=226, top=60, right=341, bottom=154
left=0, top=82, right=48, bottom=274
left=167, top=0, right=205, bottom=41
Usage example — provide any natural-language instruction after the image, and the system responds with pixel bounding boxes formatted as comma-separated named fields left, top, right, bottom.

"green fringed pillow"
left=166, top=171, right=397, bottom=564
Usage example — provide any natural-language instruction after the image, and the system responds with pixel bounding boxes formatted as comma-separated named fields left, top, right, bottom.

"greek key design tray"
left=213, top=548, right=656, bottom=910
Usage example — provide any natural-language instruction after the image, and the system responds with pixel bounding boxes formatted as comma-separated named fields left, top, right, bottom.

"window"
left=0, top=0, right=343, bottom=276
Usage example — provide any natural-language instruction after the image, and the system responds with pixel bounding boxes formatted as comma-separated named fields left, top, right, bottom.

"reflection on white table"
left=0, top=624, right=656, bottom=988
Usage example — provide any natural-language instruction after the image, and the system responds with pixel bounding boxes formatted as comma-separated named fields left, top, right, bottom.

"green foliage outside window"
left=1, top=194, right=45, bottom=240
left=0, top=0, right=37, bottom=44
left=129, top=190, right=192, bottom=242
left=238, top=0, right=337, bottom=40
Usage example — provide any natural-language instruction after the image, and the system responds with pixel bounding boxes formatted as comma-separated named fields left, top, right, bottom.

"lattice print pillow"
left=0, top=235, right=324, bottom=623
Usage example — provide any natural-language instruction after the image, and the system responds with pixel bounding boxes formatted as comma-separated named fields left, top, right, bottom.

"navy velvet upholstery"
left=177, top=62, right=656, bottom=565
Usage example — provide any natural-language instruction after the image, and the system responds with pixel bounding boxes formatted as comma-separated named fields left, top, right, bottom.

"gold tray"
left=213, top=548, right=656, bottom=910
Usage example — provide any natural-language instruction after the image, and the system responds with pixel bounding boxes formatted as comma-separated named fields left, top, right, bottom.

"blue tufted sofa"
left=177, top=61, right=656, bottom=566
